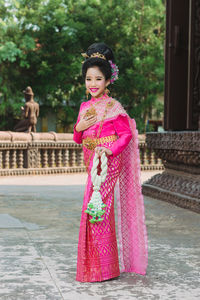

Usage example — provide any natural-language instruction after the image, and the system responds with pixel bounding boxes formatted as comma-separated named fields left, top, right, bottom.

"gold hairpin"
left=81, top=53, right=89, bottom=58
left=81, top=52, right=106, bottom=60
left=90, top=52, right=106, bottom=60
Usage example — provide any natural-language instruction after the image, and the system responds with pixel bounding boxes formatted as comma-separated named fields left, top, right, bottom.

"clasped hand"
left=76, top=115, right=97, bottom=132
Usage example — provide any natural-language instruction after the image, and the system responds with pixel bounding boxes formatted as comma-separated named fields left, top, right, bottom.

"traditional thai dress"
left=73, top=94, right=148, bottom=282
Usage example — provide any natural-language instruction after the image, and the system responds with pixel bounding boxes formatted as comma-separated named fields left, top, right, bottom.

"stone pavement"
left=0, top=171, right=200, bottom=300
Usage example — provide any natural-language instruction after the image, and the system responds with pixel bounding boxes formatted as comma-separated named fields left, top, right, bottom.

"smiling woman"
left=85, top=66, right=110, bottom=99
left=73, top=42, right=148, bottom=283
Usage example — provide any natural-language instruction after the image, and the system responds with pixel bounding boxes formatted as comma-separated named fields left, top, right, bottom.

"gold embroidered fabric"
left=80, top=98, right=127, bottom=124
left=82, top=135, right=117, bottom=150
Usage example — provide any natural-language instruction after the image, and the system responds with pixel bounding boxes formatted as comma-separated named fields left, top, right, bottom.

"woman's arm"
left=95, top=114, right=132, bottom=157
left=109, top=114, right=132, bottom=157
left=73, top=103, right=85, bottom=144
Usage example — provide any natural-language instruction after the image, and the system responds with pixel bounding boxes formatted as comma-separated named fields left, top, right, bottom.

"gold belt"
left=82, top=135, right=117, bottom=150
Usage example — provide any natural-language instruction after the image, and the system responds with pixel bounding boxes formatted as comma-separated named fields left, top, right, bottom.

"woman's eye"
left=86, top=78, right=91, bottom=81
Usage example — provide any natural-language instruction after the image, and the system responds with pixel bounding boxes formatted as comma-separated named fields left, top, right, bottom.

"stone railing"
left=0, top=131, right=163, bottom=176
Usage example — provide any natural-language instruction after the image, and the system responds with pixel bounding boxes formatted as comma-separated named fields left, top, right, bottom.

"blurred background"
left=0, top=0, right=165, bottom=133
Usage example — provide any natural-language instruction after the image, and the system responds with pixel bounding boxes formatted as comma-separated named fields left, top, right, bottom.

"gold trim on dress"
left=82, top=135, right=117, bottom=150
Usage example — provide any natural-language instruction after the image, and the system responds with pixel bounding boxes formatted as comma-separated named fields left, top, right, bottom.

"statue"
left=14, top=86, right=39, bottom=133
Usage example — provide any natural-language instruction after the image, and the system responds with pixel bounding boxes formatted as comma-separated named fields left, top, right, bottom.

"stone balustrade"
left=0, top=131, right=163, bottom=176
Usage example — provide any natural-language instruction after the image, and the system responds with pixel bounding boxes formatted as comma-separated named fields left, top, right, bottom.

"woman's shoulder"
left=79, top=101, right=91, bottom=117
left=79, top=101, right=88, bottom=111
left=108, top=97, right=122, bottom=106
left=80, top=101, right=86, bottom=107
left=106, top=97, right=128, bottom=119
left=108, top=97, right=126, bottom=112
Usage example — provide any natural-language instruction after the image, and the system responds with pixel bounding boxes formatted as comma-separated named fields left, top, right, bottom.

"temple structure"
left=143, top=0, right=200, bottom=213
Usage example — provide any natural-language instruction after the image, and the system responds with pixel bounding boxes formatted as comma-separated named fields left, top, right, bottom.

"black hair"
left=82, top=43, right=114, bottom=80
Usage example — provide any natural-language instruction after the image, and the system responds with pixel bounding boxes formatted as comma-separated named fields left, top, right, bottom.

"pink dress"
left=73, top=94, right=148, bottom=282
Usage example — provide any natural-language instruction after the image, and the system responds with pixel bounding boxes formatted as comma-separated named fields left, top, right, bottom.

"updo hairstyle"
left=82, top=43, right=115, bottom=81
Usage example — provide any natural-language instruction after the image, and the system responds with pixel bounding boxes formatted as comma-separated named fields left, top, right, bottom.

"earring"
left=105, top=88, right=110, bottom=95
left=86, top=89, right=89, bottom=100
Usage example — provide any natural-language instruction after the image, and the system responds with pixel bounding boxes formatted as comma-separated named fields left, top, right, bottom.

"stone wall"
left=0, top=131, right=163, bottom=176
left=142, top=131, right=200, bottom=213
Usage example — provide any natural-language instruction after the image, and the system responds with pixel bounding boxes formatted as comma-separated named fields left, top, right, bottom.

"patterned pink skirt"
left=76, top=140, right=121, bottom=282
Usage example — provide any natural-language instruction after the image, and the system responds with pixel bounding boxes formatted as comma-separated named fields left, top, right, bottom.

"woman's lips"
left=90, top=88, right=99, bottom=93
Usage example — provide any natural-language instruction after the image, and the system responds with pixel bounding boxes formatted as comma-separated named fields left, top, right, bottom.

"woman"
left=73, top=43, right=148, bottom=282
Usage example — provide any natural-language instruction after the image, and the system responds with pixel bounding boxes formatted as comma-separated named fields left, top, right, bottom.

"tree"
left=0, top=0, right=165, bottom=132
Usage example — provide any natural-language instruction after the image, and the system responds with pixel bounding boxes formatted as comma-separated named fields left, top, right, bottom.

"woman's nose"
left=91, top=79, right=96, bottom=86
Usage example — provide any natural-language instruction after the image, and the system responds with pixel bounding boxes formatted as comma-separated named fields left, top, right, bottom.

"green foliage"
left=0, top=0, right=165, bottom=132
left=0, top=41, right=21, bottom=63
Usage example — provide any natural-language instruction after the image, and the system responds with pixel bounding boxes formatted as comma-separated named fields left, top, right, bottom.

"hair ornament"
left=109, top=60, right=119, bottom=84
left=81, top=52, right=106, bottom=60
left=81, top=53, right=89, bottom=58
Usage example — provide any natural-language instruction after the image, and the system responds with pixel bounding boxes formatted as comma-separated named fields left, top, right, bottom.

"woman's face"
left=85, top=66, right=110, bottom=99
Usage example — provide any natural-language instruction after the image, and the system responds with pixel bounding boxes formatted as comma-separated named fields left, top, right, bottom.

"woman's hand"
left=76, top=115, right=97, bottom=132
left=95, top=147, right=113, bottom=157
